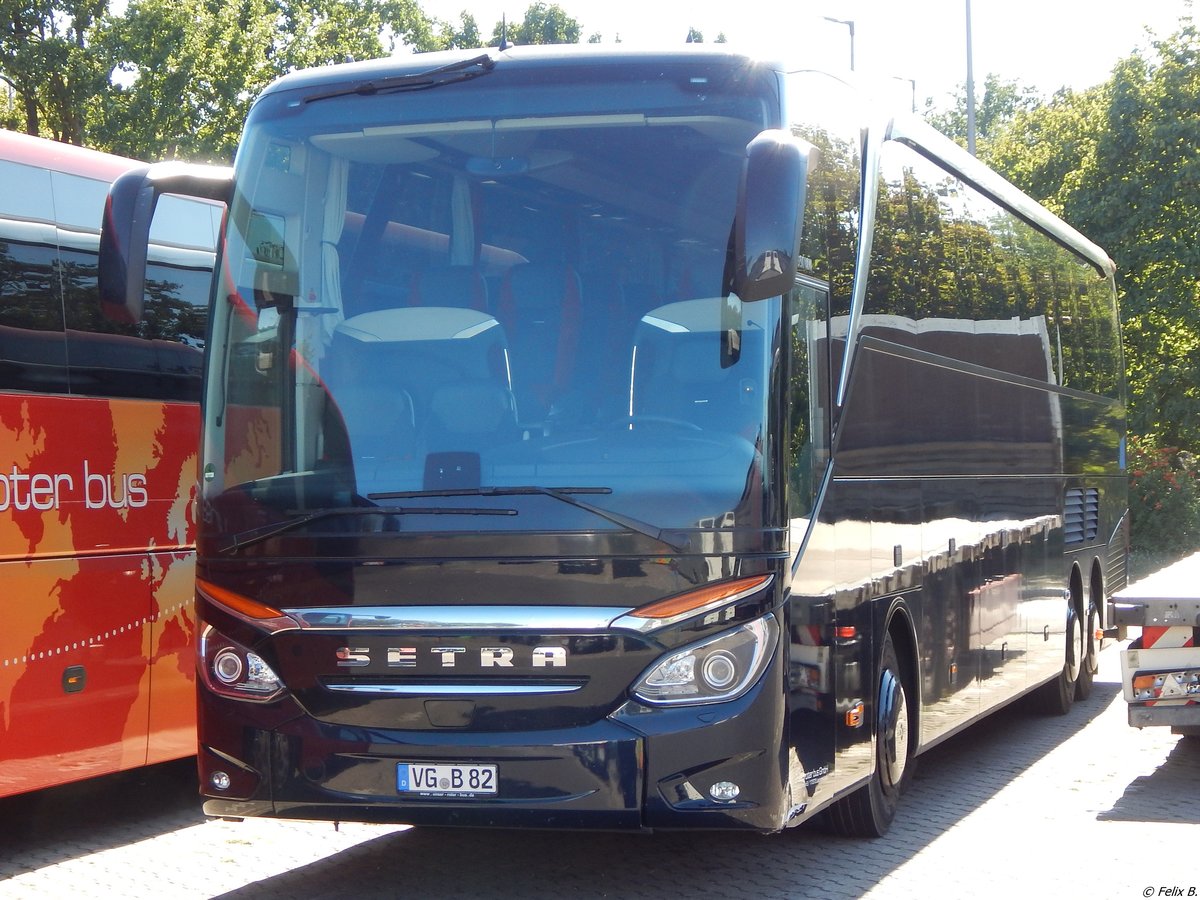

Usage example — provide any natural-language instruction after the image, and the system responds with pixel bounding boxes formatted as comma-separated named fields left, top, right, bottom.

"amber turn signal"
left=197, top=578, right=285, bottom=620
left=629, top=574, right=772, bottom=620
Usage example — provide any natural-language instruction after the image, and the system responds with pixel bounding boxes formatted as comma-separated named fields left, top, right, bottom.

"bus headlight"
left=632, top=614, right=778, bottom=706
left=199, top=624, right=284, bottom=702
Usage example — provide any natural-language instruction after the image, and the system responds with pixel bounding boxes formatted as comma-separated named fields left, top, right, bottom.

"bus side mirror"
left=730, top=131, right=814, bottom=302
left=100, top=162, right=233, bottom=323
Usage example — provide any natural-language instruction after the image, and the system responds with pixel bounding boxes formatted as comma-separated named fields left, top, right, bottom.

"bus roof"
left=260, top=44, right=781, bottom=99
left=251, top=44, right=1113, bottom=278
left=0, top=129, right=141, bottom=181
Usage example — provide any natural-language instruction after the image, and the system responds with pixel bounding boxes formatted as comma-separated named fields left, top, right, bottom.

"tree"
left=985, top=85, right=1106, bottom=219
left=0, top=0, right=110, bottom=143
left=91, top=0, right=277, bottom=160
left=90, top=0, right=440, bottom=161
left=0, top=87, right=16, bottom=132
left=924, top=73, right=1042, bottom=158
left=490, top=3, right=580, bottom=46
left=436, top=11, right=482, bottom=49
left=988, top=22, right=1200, bottom=446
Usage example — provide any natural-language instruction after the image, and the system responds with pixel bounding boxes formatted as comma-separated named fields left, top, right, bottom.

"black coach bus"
left=99, top=46, right=1127, bottom=837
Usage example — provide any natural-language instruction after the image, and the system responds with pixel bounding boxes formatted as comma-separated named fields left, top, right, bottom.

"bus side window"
left=55, top=171, right=211, bottom=402
left=0, top=160, right=69, bottom=394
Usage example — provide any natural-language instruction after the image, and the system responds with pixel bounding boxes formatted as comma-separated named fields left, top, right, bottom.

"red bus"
left=0, top=130, right=216, bottom=797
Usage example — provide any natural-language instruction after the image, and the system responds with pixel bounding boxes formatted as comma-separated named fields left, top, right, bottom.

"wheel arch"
left=881, top=597, right=920, bottom=740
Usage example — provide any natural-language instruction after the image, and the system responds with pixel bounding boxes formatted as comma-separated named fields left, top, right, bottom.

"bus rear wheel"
left=1075, top=595, right=1098, bottom=701
left=1034, top=599, right=1082, bottom=715
left=825, top=634, right=915, bottom=838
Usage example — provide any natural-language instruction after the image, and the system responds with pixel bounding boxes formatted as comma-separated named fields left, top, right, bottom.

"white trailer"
left=1112, top=552, right=1200, bottom=735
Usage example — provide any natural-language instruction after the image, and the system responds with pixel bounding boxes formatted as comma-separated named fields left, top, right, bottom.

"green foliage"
left=924, top=73, right=1042, bottom=156
left=490, top=3, right=580, bottom=46
left=0, top=0, right=441, bottom=158
left=91, top=0, right=279, bottom=161
left=0, top=0, right=110, bottom=143
left=983, top=84, right=1107, bottom=219
left=1127, top=436, right=1200, bottom=556
left=988, top=23, right=1200, bottom=449
left=436, top=12, right=482, bottom=49
left=0, top=0, right=578, bottom=155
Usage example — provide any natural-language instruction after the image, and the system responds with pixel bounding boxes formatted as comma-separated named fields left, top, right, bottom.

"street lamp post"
left=965, top=0, right=976, bottom=155
left=823, top=16, right=855, bottom=72
left=891, top=76, right=917, bottom=114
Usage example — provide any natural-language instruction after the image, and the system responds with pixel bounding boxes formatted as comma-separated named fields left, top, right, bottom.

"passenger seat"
left=411, top=266, right=489, bottom=312
left=496, top=263, right=582, bottom=422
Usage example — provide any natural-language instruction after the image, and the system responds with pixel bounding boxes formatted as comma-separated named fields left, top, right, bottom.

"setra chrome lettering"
left=335, top=645, right=569, bottom=668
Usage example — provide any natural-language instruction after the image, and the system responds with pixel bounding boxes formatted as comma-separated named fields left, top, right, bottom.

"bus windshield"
left=202, top=57, right=786, bottom=547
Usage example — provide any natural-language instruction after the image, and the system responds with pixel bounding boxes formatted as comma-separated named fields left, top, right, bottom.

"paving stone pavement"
left=1, top=641, right=1196, bottom=900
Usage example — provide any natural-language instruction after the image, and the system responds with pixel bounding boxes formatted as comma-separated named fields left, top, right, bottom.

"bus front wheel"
left=825, top=633, right=915, bottom=838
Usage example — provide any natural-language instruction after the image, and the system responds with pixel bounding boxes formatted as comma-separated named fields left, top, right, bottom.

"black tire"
left=1075, top=596, right=1098, bottom=701
left=825, top=633, right=915, bottom=838
left=1034, top=600, right=1081, bottom=715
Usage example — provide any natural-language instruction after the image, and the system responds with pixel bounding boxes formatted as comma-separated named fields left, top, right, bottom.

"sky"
left=410, top=0, right=1195, bottom=111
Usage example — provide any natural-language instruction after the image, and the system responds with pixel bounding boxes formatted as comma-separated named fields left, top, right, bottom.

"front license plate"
left=397, top=762, right=498, bottom=797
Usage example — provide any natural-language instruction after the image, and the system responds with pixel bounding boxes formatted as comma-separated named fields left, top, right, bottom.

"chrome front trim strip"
left=323, top=682, right=584, bottom=696
left=287, top=606, right=630, bottom=631
left=286, top=581, right=775, bottom=635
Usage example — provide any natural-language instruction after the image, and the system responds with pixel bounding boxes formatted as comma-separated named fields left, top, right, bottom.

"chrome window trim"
left=836, top=113, right=886, bottom=409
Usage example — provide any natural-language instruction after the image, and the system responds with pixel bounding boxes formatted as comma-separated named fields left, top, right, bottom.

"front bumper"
left=1127, top=703, right=1200, bottom=729
left=199, top=660, right=790, bottom=831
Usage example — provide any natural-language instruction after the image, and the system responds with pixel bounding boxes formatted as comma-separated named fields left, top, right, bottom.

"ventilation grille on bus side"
left=1064, top=488, right=1100, bottom=545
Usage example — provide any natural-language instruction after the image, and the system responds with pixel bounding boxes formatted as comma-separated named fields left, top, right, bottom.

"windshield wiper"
left=304, top=53, right=496, bottom=104
left=367, top=485, right=692, bottom=554
left=221, top=503, right=517, bottom=554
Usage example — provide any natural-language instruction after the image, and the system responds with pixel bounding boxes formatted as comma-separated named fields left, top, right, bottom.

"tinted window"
left=864, top=140, right=1120, bottom=397
left=784, top=71, right=857, bottom=520
left=786, top=70, right=861, bottom=321
left=55, top=172, right=210, bottom=401
left=0, top=160, right=68, bottom=392
left=205, top=61, right=785, bottom=538
left=0, top=161, right=213, bottom=400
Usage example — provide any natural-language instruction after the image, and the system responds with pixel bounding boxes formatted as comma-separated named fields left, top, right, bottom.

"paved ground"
left=1, top=640, right=1197, bottom=900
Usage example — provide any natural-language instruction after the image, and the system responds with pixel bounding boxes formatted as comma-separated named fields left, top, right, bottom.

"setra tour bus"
left=98, top=46, right=1127, bottom=837
left=0, top=130, right=218, bottom=797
